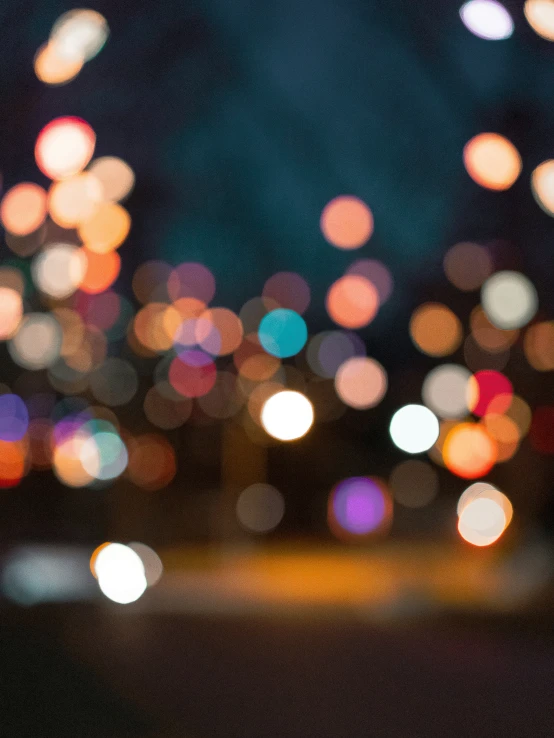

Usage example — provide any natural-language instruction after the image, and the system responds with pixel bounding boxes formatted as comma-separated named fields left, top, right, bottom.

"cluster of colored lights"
left=1, top=5, right=554, bottom=605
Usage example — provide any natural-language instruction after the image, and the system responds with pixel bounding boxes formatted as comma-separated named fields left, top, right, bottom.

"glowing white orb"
left=95, top=543, right=147, bottom=604
left=261, top=390, right=314, bottom=441
left=481, top=271, right=538, bottom=329
left=460, top=0, right=514, bottom=40
left=389, top=404, right=439, bottom=454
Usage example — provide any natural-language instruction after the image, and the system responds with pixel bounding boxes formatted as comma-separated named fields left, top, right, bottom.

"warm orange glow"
left=234, top=334, right=281, bottom=381
left=483, top=414, right=520, bottom=461
left=325, top=275, right=379, bottom=329
left=463, top=133, right=521, bottom=190
left=247, top=381, right=284, bottom=426
left=320, top=196, right=374, bottom=249
left=34, top=41, right=83, bottom=85
left=470, top=306, right=519, bottom=353
left=0, top=183, right=47, bottom=236
left=79, top=248, right=120, bottom=294
left=525, top=0, right=554, bottom=40
left=134, top=303, right=179, bottom=352
left=0, top=288, right=23, bottom=340
left=48, top=172, right=102, bottom=227
left=35, top=117, right=96, bottom=180
left=126, top=434, right=177, bottom=491
left=531, top=159, right=554, bottom=215
left=0, top=439, right=27, bottom=487
left=78, top=202, right=130, bottom=253
left=197, top=307, right=244, bottom=356
left=410, top=303, right=463, bottom=357
left=443, top=422, right=497, bottom=478
left=90, top=542, right=112, bottom=578
left=524, top=321, right=554, bottom=370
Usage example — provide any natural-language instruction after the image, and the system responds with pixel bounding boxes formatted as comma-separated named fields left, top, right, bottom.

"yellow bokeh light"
left=261, top=390, right=314, bottom=441
left=0, top=288, right=23, bottom=340
left=458, top=497, right=507, bottom=546
left=32, top=243, right=87, bottom=299
left=524, top=0, right=554, bottom=40
left=78, top=202, right=131, bottom=253
left=463, top=133, right=521, bottom=190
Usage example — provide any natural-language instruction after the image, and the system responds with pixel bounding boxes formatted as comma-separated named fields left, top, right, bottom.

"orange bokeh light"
left=442, top=422, right=497, bottom=479
left=326, top=275, right=379, bottom=329
left=463, top=133, right=521, bottom=191
left=410, top=303, right=462, bottom=357
left=320, top=196, right=374, bottom=250
left=79, top=248, right=120, bottom=294
left=34, top=41, right=83, bottom=86
left=1, top=183, right=47, bottom=236
left=78, top=202, right=130, bottom=253
left=48, top=172, right=102, bottom=227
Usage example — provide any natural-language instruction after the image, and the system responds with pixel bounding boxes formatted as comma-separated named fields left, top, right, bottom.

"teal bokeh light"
left=258, top=308, right=308, bottom=358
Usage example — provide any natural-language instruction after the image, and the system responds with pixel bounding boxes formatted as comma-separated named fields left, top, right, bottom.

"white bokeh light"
left=460, top=0, right=514, bottom=40
left=95, top=543, right=147, bottom=604
left=422, top=364, right=471, bottom=419
left=389, top=404, right=439, bottom=454
left=481, top=271, right=538, bottom=329
left=261, top=390, right=314, bottom=441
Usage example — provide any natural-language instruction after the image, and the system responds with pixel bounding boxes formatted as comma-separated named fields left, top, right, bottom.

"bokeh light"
left=34, top=41, right=84, bottom=85
left=258, top=308, right=307, bottom=358
left=169, top=350, right=217, bottom=398
left=126, top=434, right=177, bottom=491
left=78, top=202, right=131, bottom=253
left=524, top=321, right=554, bottom=370
left=0, top=288, right=23, bottom=340
left=389, top=404, right=439, bottom=454
left=421, top=364, right=471, bottom=419
left=236, top=483, right=285, bottom=533
left=346, top=259, right=393, bottom=304
left=196, top=307, right=243, bottom=356
left=79, top=428, right=128, bottom=481
left=389, top=459, right=438, bottom=508
left=9, top=313, right=62, bottom=370
left=530, top=406, right=554, bottom=454
left=261, top=390, right=314, bottom=441
left=1, top=183, right=47, bottom=236
left=128, top=543, right=164, bottom=587
left=50, top=9, right=109, bottom=62
left=328, top=477, right=392, bottom=539
left=89, top=358, right=139, bottom=406
left=443, top=242, right=493, bottom=291
left=463, top=133, right=521, bottom=190
left=320, top=196, right=373, bottom=249
left=79, top=248, right=121, bottom=294
left=460, top=1, right=513, bottom=39
left=0, top=395, right=28, bottom=442
left=262, top=272, right=310, bottom=314
left=306, top=330, right=365, bottom=379
left=410, top=303, right=462, bottom=357
left=326, top=275, right=379, bottom=329
left=524, top=0, right=554, bottom=41
left=531, top=160, right=554, bottom=215
left=32, top=244, right=87, bottom=299
left=442, top=422, right=497, bottom=478
left=35, top=117, right=96, bottom=180
left=88, top=156, right=135, bottom=202
left=94, top=543, right=147, bottom=605
left=48, top=172, right=103, bottom=227
left=470, top=306, right=519, bottom=353
left=334, top=356, right=387, bottom=409
left=168, top=262, right=216, bottom=303
left=467, top=369, right=513, bottom=417
left=457, top=483, right=512, bottom=546
left=481, top=271, right=538, bottom=329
